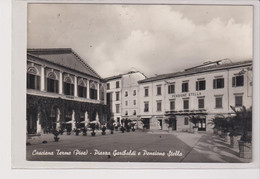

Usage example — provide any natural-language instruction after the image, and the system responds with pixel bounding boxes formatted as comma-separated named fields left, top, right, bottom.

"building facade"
left=105, top=71, right=146, bottom=125
left=26, top=48, right=109, bottom=134
left=138, top=60, right=253, bottom=132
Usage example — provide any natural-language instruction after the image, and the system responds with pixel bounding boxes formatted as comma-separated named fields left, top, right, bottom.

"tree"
left=230, top=106, right=252, bottom=143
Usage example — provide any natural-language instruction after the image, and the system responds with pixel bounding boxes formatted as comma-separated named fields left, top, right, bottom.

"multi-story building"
left=26, top=48, right=109, bottom=134
left=138, top=60, right=253, bottom=132
left=105, top=71, right=146, bottom=125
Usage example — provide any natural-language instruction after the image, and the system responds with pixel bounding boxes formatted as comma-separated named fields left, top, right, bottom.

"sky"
left=27, top=4, right=253, bottom=78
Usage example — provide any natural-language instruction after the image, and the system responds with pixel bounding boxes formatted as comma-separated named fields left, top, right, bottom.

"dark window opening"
left=27, top=74, right=40, bottom=90
left=168, top=84, right=175, bottom=94
left=63, top=82, right=74, bottom=96
left=182, top=82, right=189, bottom=92
left=196, top=80, right=206, bottom=91
left=232, top=75, right=244, bottom=87
left=213, top=78, right=224, bottom=89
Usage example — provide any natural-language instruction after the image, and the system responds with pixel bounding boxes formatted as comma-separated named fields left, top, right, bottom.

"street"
left=26, top=130, right=250, bottom=163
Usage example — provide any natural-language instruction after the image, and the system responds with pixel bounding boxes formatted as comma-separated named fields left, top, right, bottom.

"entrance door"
left=169, top=118, right=176, bottom=130
left=198, top=118, right=206, bottom=131
left=172, top=119, right=177, bottom=130
left=158, top=119, right=162, bottom=130
left=142, top=118, right=150, bottom=129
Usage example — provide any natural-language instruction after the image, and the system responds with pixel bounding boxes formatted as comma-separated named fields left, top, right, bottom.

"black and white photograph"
left=22, top=2, right=256, bottom=164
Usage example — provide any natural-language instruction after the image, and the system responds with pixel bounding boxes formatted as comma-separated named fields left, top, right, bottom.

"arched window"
left=78, top=79, right=87, bottom=98
left=90, top=81, right=97, bottom=100
left=46, top=71, right=59, bottom=93
left=27, top=66, right=40, bottom=90
left=63, top=75, right=74, bottom=96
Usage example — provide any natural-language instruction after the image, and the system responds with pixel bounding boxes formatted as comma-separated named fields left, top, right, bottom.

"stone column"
left=56, top=108, right=61, bottom=130
left=59, top=71, right=63, bottom=94
left=36, top=111, right=42, bottom=134
left=97, top=83, right=100, bottom=100
left=96, top=113, right=99, bottom=122
left=40, top=65, right=45, bottom=91
left=74, top=76, right=77, bottom=97
left=85, top=111, right=89, bottom=127
left=72, top=110, right=76, bottom=130
left=87, top=80, right=90, bottom=99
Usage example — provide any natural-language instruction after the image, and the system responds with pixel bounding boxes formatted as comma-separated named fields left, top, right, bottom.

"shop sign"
left=172, top=92, right=202, bottom=98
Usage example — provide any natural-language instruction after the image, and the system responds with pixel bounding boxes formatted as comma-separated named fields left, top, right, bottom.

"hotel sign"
left=172, top=92, right=202, bottom=98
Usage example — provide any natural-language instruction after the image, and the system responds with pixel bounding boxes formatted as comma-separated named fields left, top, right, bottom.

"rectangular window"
left=213, top=78, right=224, bottom=89
left=116, top=81, right=120, bottom=88
left=198, top=98, right=204, bottom=109
left=125, top=91, right=128, bottom=97
left=232, top=75, right=244, bottom=87
left=170, top=100, right=175, bottom=110
left=196, top=80, right=206, bottom=91
left=107, top=83, right=110, bottom=90
left=116, top=104, right=120, bottom=113
left=235, top=96, right=243, bottom=107
left=182, top=82, right=189, bottom=92
left=144, top=88, right=149, bottom=97
left=144, top=102, right=149, bottom=112
left=157, top=86, right=161, bottom=95
left=183, top=99, right=189, bottom=110
left=116, top=92, right=120, bottom=101
left=168, top=84, right=175, bottom=94
left=125, top=111, right=128, bottom=116
left=133, top=110, right=136, bottom=115
left=157, top=101, right=162, bottom=111
left=133, top=100, right=136, bottom=105
left=215, top=96, right=223, bottom=108
left=125, top=101, right=128, bottom=106
left=184, top=117, right=189, bottom=125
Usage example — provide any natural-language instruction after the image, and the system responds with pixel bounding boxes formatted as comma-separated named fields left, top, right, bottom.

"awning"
left=80, top=121, right=89, bottom=123
left=65, top=121, right=74, bottom=124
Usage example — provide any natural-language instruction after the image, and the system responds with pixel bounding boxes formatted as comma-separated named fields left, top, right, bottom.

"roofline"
left=70, top=49, right=102, bottom=79
left=27, top=53, right=103, bottom=81
left=104, top=70, right=147, bottom=82
left=138, top=61, right=252, bottom=84
left=27, top=48, right=102, bottom=79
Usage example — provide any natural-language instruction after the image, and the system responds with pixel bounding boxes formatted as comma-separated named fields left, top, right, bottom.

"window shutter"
left=36, top=76, right=40, bottom=90
left=221, top=79, right=224, bottom=88
left=182, top=83, right=184, bottom=92
left=241, top=76, right=244, bottom=86
left=196, top=81, right=199, bottom=91
left=71, top=84, right=74, bottom=96
left=213, top=79, right=216, bottom=89
left=232, top=77, right=235, bottom=87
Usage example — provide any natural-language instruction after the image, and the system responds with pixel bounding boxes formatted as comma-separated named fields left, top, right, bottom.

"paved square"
left=26, top=130, right=250, bottom=163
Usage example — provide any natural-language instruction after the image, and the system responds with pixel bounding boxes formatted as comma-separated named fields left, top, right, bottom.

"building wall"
left=106, top=78, right=122, bottom=123
left=138, top=64, right=252, bottom=132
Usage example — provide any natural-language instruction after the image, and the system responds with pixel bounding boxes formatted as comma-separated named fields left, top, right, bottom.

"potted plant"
left=120, top=126, right=125, bottom=133
left=75, top=128, right=80, bottom=136
left=231, top=106, right=252, bottom=159
left=52, top=130, right=60, bottom=142
left=189, top=115, right=200, bottom=134
left=89, top=123, right=96, bottom=136
left=131, top=122, right=136, bottom=132
left=110, top=125, right=114, bottom=134
left=101, top=125, right=107, bottom=135
left=82, top=127, right=87, bottom=136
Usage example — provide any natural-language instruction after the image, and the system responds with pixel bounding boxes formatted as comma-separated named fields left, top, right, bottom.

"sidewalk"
left=182, top=133, right=251, bottom=163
